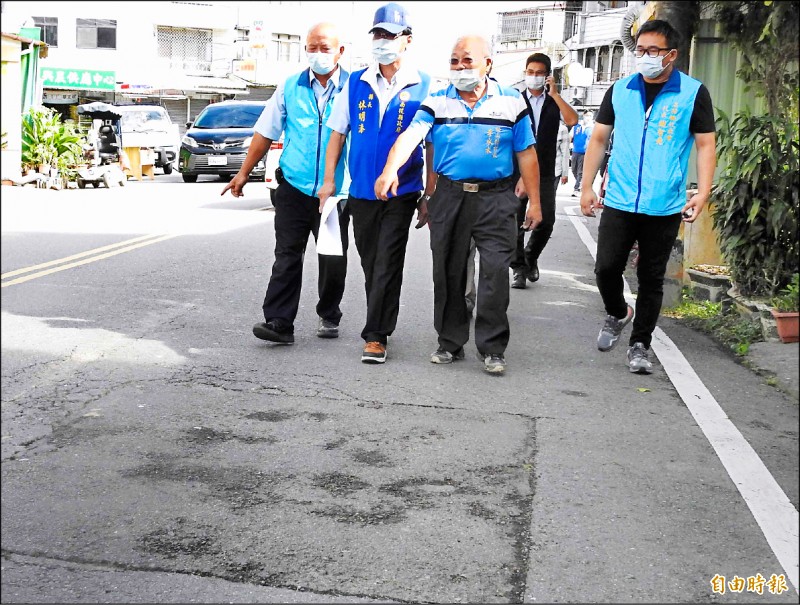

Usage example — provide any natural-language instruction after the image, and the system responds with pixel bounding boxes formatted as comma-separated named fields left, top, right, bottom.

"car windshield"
left=192, top=104, right=264, bottom=129
left=119, top=108, right=171, bottom=132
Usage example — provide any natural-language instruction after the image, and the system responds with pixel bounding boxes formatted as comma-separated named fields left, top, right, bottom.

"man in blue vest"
left=375, top=35, right=542, bottom=375
left=318, top=2, right=431, bottom=365
left=511, top=52, right=579, bottom=289
left=222, top=22, right=350, bottom=345
left=580, top=19, right=717, bottom=374
left=570, top=110, right=593, bottom=197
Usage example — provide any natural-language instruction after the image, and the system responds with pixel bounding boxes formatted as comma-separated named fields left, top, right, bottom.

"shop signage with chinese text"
left=40, top=67, right=116, bottom=91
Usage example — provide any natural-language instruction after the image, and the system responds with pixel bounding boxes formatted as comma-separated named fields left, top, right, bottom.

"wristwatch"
left=420, top=194, right=432, bottom=204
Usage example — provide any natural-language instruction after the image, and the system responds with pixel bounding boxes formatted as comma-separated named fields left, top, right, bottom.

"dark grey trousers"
left=428, top=176, right=519, bottom=355
left=571, top=152, right=585, bottom=191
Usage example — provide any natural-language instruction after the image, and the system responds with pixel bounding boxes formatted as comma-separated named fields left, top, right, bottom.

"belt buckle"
left=462, top=182, right=479, bottom=193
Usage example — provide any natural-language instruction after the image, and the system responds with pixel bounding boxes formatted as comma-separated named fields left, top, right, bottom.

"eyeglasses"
left=634, top=46, right=673, bottom=58
left=372, top=29, right=404, bottom=41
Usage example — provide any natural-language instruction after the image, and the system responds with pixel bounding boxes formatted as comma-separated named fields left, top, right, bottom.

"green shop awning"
left=40, top=67, right=115, bottom=91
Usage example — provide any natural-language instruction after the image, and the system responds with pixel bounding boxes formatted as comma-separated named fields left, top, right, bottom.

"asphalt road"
left=1, top=174, right=798, bottom=603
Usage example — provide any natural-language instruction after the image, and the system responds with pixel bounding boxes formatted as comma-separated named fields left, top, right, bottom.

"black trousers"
left=571, top=152, right=585, bottom=191
left=511, top=175, right=559, bottom=270
left=428, top=176, right=518, bottom=355
left=595, top=206, right=682, bottom=348
left=262, top=180, right=350, bottom=330
left=348, top=192, right=419, bottom=344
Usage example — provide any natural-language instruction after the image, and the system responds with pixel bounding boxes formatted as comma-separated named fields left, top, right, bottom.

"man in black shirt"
left=580, top=19, right=717, bottom=374
left=511, top=53, right=579, bottom=289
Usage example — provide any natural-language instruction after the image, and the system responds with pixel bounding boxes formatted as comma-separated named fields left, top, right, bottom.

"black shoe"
left=526, top=260, right=540, bottom=283
left=253, top=320, right=294, bottom=344
left=511, top=269, right=527, bottom=289
left=316, top=317, right=339, bottom=339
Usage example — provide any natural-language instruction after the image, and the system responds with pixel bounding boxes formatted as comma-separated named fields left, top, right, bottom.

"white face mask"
left=525, top=75, right=546, bottom=91
left=372, top=38, right=404, bottom=65
left=636, top=54, right=670, bottom=79
left=307, top=51, right=336, bottom=75
left=449, top=69, right=482, bottom=92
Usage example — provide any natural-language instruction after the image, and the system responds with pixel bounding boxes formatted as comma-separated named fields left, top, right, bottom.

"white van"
left=115, top=105, right=180, bottom=174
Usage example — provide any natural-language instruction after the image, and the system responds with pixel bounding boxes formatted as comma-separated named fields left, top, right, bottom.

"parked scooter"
left=76, top=102, right=126, bottom=189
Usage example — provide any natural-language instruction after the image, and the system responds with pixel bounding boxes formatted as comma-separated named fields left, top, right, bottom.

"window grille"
left=585, top=47, right=597, bottom=76
left=76, top=18, right=116, bottom=49
left=272, top=33, right=301, bottom=63
left=157, top=26, right=213, bottom=72
left=497, top=10, right=544, bottom=43
left=597, top=46, right=609, bottom=81
left=610, top=45, right=624, bottom=80
left=33, top=16, right=58, bottom=47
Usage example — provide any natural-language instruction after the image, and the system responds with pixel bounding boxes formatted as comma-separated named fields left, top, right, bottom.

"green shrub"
left=21, top=106, right=82, bottom=177
left=712, top=110, right=799, bottom=297
left=770, top=273, right=800, bottom=312
left=708, top=0, right=799, bottom=299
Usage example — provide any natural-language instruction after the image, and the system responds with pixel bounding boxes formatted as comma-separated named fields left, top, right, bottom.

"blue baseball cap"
left=369, top=3, right=411, bottom=35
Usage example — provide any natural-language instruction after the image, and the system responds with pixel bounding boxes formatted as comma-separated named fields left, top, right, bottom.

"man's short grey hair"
left=453, top=35, right=492, bottom=59
left=307, top=22, right=340, bottom=45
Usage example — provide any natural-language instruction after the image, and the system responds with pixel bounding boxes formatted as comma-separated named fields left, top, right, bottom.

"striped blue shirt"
left=404, top=79, right=535, bottom=181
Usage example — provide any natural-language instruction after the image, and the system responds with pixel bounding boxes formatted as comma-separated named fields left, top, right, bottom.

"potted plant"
left=770, top=274, right=799, bottom=343
left=20, top=107, right=83, bottom=187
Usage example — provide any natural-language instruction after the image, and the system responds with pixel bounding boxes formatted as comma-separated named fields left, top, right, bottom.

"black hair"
left=525, top=52, right=551, bottom=74
left=636, top=19, right=682, bottom=50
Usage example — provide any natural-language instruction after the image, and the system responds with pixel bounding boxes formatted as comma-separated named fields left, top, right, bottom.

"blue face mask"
left=636, top=54, right=671, bottom=79
left=372, top=38, right=404, bottom=65
left=307, top=52, right=336, bottom=75
left=449, top=69, right=482, bottom=92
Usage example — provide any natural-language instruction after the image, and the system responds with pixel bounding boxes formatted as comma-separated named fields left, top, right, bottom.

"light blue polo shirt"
left=404, top=79, right=535, bottom=181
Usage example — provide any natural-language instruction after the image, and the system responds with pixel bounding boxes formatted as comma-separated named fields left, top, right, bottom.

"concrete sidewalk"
left=747, top=341, right=800, bottom=401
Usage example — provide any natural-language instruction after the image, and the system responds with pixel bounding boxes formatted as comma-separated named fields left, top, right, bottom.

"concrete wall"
left=1, top=35, right=23, bottom=178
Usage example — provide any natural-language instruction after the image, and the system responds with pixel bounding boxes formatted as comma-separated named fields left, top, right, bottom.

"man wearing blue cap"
left=318, top=2, right=431, bottom=365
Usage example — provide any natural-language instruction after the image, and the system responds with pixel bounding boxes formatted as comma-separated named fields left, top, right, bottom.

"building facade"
left=493, top=1, right=642, bottom=111
left=0, top=1, right=313, bottom=136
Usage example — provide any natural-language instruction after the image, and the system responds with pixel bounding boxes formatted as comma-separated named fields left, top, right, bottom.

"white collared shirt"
left=524, top=88, right=546, bottom=136
left=326, top=61, right=423, bottom=133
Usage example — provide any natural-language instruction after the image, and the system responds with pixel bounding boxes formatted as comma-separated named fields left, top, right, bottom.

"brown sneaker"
left=361, top=341, right=386, bottom=364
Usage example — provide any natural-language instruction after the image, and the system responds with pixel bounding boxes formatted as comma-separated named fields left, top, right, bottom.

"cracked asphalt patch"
left=2, top=380, right=537, bottom=603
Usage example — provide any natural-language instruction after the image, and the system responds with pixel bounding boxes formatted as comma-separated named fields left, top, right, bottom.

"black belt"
left=438, top=174, right=515, bottom=193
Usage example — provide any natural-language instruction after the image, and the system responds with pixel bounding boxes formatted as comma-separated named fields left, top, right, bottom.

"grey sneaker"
left=316, top=317, right=339, bottom=339
left=430, top=346, right=465, bottom=364
left=597, top=305, right=634, bottom=352
left=627, top=342, right=653, bottom=374
left=477, top=351, right=506, bottom=375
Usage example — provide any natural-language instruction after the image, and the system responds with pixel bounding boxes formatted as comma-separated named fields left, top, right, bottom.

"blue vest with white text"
left=347, top=68, right=431, bottom=199
left=604, top=69, right=702, bottom=216
left=281, top=68, right=349, bottom=197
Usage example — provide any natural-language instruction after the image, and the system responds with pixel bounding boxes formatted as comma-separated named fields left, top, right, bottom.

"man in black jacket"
left=511, top=53, right=579, bottom=288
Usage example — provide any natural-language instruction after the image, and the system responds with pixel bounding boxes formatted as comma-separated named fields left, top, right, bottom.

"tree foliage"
left=708, top=1, right=799, bottom=297
left=710, top=0, right=799, bottom=118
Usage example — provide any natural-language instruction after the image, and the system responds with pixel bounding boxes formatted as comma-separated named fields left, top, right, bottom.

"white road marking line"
left=1, top=234, right=177, bottom=288
left=1, top=234, right=165, bottom=279
left=565, top=205, right=799, bottom=593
